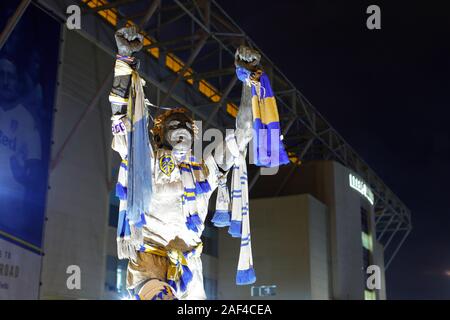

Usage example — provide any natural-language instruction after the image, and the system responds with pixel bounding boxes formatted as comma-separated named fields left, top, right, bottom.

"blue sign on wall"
left=0, top=2, right=60, bottom=253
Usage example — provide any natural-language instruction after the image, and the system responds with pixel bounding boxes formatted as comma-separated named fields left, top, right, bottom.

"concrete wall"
left=40, top=28, right=114, bottom=299
left=217, top=194, right=330, bottom=300
left=274, top=160, right=383, bottom=299
left=331, top=161, right=366, bottom=300
left=308, top=196, right=331, bottom=300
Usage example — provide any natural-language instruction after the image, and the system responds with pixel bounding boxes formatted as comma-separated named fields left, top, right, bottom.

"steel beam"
left=274, top=137, right=314, bottom=196
left=145, top=9, right=188, bottom=35
left=51, top=70, right=114, bottom=170
left=184, top=67, right=235, bottom=80
left=83, top=0, right=135, bottom=13
left=161, top=32, right=209, bottom=105
left=143, top=32, right=201, bottom=49
left=384, top=220, right=403, bottom=250
left=203, top=76, right=237, bottom=130
left=0, top=0, right=31, bottom=51
left=139, top=0, right=160, bottom=29
left=385, top=228, right=411, bottom=270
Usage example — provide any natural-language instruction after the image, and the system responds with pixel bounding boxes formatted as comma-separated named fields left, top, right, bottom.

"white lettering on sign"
left=349, top=174, right=374, bottom=205
left=251, top=285, right=276, bottom=297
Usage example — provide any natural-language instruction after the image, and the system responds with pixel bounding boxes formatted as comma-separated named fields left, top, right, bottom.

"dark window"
left=361, top=207, right=369, bottom=234
left=362, top=245, right=373, bottom=285
left=361, top=206, right=374, bottom=290
left=204, top=277, right=217, bottom=300
left=201, top=234, right=218, bottom=257
left=109, top=204, right=119, bottom=228
left=105, top=255, right=127, bottom=294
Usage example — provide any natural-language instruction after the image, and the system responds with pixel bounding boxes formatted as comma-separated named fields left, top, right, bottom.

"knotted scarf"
left=236, top=67, right=289, bottom=167
left=211, top=133, right=256, bottom=285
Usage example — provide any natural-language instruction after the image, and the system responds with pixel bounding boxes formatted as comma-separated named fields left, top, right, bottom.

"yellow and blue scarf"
left=178, top=153, right=211, bottom=233
left=236, top=67, right=289, bottom=167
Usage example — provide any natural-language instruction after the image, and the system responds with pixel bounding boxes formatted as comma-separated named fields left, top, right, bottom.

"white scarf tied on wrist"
left=212, top=132, right=256, bottom=285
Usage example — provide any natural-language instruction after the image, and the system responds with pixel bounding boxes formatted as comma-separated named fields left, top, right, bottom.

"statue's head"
left=151, top=107, right=196, bottom=152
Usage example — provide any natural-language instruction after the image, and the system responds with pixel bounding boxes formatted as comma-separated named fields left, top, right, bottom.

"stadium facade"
left=218, top=161, right=386, bottom=300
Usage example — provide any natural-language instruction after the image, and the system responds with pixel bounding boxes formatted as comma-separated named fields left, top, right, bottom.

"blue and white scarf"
left=177, top=151, right=211, bottom=233
left=114, top=59, right=153, bottom=260
left=211, top=140, right=256, bottom=285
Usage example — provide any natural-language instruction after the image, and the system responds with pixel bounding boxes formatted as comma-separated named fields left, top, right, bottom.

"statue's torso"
left=142, top=149, right=219, bottom=252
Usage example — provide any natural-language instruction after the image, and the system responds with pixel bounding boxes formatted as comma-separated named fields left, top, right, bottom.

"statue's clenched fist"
left=235, top=45, right=261, bottom=71
left=115, top=26, right=144, bottom=56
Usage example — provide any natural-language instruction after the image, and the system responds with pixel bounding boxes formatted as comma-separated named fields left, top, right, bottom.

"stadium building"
left=0, top=0, right=411, bottom=300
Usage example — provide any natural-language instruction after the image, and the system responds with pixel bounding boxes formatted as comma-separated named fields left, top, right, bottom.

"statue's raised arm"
left=212, top=45, right=261, bottom=171
left=109, top=26, right=154, bottom=257
left=234, top=45, right=290, bottom=168
left=234, top=45, right=261, bottom=150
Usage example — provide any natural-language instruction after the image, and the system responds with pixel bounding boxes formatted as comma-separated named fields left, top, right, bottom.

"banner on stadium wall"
left=0, top=2, right=60, bottom=299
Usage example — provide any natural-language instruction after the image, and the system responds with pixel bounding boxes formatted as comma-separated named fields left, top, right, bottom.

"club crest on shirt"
left=159, top=154, right=175, bottom=176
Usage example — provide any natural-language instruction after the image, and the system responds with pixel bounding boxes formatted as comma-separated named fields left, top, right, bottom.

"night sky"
left=218, top=0, right=450, bottom=299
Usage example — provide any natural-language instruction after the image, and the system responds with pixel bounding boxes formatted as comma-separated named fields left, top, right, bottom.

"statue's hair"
left=151, top=107, right=198, bottom=148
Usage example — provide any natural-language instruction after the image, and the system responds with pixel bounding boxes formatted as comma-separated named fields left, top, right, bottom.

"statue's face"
left=0, top=59, right=19, bottom=103
left=162, top=113, right=193, bottom=152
